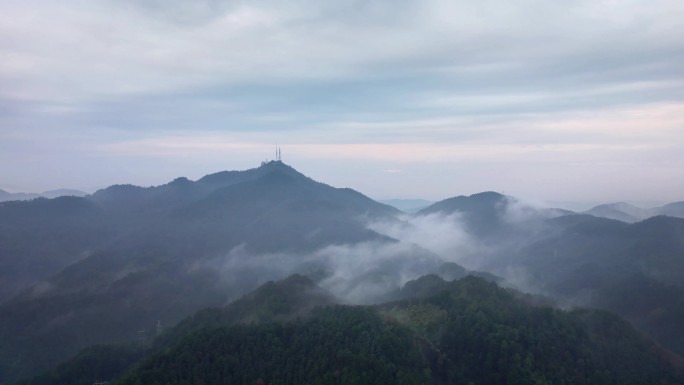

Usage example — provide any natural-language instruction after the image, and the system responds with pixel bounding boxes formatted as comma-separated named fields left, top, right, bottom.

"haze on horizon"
left=1, top=0, right=683, bottom=203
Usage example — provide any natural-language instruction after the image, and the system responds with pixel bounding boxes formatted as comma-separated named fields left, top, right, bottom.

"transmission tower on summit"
left=275, top=146, right=282, bottom=161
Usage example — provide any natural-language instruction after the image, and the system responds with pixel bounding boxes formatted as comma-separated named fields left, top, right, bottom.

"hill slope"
left=419, top=194, right=684, bottom=357
left=24, top=275, right=682, bottom=385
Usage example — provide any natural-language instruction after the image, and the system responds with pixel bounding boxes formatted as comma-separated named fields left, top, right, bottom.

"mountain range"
left=0, top=189, right=87, bottom=203
left=0, top=161, right=451, bottom=382
left=416, top=192, right=684, bottom=357
left=1, top=161, right=683, bottom=383
left=584, top=201, right=684, bottom=222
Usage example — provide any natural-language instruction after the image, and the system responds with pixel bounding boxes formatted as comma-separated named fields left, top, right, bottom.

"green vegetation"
left=23, top=276, right=683, bottom=385
left=119, top=307, right=430, bottom=385
left=18, top=345, right=144, bottom=385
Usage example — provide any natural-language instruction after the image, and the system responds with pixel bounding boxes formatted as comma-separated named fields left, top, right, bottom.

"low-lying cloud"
left=194, top=238, right=445, bottom=304
left=367, top=212, right=486, bottom=269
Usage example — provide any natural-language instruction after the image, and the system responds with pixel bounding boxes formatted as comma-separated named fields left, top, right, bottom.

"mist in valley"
left=1, top=162, right=684, bottom=384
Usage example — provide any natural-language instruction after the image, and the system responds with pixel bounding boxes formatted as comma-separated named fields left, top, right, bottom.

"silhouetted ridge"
left=197, top=161, right=307, bottom=186
left=419, top=191, right=506, bottom=215
left=586, top=202, right=644, bottom=222
left=417, top=191, right=511, bottom=238
left=0, top=196, right=100, bottom=216
left=633, top=214, right=684, bottom=229
left=660, top=201, right=684, bottom=217
left=584, top=200, right=684, bottom=222
left=168, top=176, right=191, bottom=185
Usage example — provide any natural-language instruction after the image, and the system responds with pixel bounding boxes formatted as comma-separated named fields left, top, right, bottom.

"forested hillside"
left=419, top=193, right=684, bottom=357
left=21, top=276, right=684, bottom=385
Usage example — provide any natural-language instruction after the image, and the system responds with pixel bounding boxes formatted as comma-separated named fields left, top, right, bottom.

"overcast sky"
left=1, top=0, right=683, bottom=203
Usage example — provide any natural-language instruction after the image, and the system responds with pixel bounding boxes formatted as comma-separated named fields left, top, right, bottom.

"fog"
left=193, top=238, right=445, bottom=304
left=367, top=212, right=483, bottom=267
left=193, top=199, right=564, bottom=304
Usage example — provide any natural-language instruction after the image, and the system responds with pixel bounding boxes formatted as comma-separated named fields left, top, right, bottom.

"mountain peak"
left=196, top=161, right=305, bottom=188
left=471, top=191, right=506, bottom=199
left=417, top=191, right=507, bottom=216
left=256, top=160, right=302, bottom=175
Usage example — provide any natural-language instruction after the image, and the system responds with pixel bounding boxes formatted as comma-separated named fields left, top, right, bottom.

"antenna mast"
left=273, top=145, right=283, bottom=162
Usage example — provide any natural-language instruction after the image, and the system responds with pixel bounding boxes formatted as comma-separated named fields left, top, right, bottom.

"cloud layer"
left=1, top=0, right=683, bottom=201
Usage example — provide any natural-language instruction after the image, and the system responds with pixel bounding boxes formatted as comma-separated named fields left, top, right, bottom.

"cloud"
left=1, top=0, right=683, bottom=200
left=364, top=212, right=502, bottom=275
left=1, top=0, right=682, bottom=103
left=88, top=101, right=682, bottom=161
left=194, top=239, right=445, bottom=304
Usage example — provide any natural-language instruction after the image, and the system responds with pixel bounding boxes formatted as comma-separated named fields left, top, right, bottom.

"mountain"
left=0, top=161, right=400, bottom=301
left=5, top=170, right=684, bottom=383
left=585, top=202, right=646, bottom=222
left=418, top=191, right=571, bottom=239
left=418, top=194, right=684, bottom=357
left=1, top=161, right=445, bottom=383
left=22, top=275, right=684, bottom=385
left=518, top=215, right=684, bottom=355
left=584, top=201, right=684, bottom=222
left=513, top=215, right=684, bottom=294
left=660, top=201, right=684, bottom=217
left=19, top=274, right=334, bottom=385
left=418, top=192, right=512, bottom=238
left=0, top=190, right=40, bottom=202
left=0, top=189, right=87, bottom=203
left=419, top=191, right=507, bottom=215
left=159, top=274, right=337, bottom=344
left=41, top=189, right=88, bottom=199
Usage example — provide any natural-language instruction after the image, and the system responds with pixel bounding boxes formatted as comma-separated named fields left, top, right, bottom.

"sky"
left=1, top=0, right=683, bottom=203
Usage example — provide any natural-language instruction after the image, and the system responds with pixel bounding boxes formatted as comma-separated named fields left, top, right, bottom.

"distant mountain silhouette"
left=418, top=191, right=571, bottom=238
left=41, top=189, right=88, bottom=199
left=0, top=190, right=40, bottom=202
left=584, top=201, right=684, bottom=222
left=660, top=201, right=684, bottom=217
left=0, top=188, right=87, bottom=202
left=418, top=192, right=511, bottom=237
left=585, top=202, right=644, bottom=222
left=419, top=191, right=507, bottom=215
